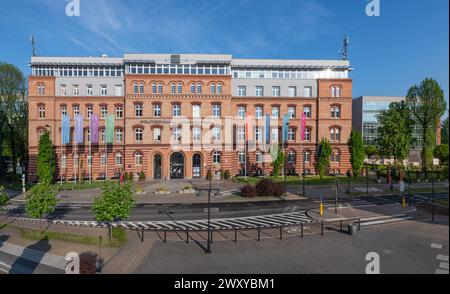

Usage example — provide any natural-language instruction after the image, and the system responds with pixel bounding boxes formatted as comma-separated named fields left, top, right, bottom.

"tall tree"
left=442, top=117, right=449, bottom=145
left=37, top=131, right=56, bottom=184
left=377, top=101, right=415, bottom=165
left=0, top=62, right=27, bottom=176
left=348, top=131, right=365, bottom=177
left=406, top=78, right=447, bottom=171
left=25, top=183, right=58, bottom=230
left=364, top=145, right=379, bottom=162
left=433, top=144, right=449, bottom=167
left=316, top=138, right=332, bottom=179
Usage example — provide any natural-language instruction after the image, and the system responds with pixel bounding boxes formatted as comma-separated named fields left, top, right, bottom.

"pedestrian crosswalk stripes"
left=6, top=211, right=313, bottom=231
left=354, top=187, right=383, bottom=193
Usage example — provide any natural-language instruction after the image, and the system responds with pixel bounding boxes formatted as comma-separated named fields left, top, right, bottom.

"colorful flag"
left=265, top=114, right=270, bottom=144
left=245, top=115, right=253, bottom=141
left=105, top=114, right=115, bottom=143
left=282, top=114, right=289, bottom=144
left=61, top=114, right=70, bottom=145
left=90, top=114, right=99, bottom=144
left=74, top=114, right=84, bottom=144
left=301, top=113, right=307, bottom=141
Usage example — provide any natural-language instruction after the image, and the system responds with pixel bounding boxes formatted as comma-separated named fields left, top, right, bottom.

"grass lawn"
left=435, top=200, right=449, bottom=207
left=234, top=175, right=378, bottom=186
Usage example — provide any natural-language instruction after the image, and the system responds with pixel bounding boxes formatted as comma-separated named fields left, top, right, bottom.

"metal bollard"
left=186, top=229, right=189, bottom=244
left=164, top=229, right=167, bottom=243
left=257, top=227, right=261, bottom=241
left=301, top=223, right=304, bottom=238
left=321, top=221, right=324, bottom=236
left=234, top=229, right=237, bottom=243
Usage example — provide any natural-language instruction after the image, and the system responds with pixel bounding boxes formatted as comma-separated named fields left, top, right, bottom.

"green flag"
left=105, top=114, right=115, bottom=143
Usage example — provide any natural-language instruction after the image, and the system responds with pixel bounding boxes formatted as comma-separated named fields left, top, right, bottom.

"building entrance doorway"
left=170, top=152, right=184, bottom=179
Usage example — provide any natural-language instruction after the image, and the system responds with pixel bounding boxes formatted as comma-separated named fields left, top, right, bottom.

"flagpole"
left=89, top=126, right=92, bottom=184
left=60, top=115, right=63, bottom=187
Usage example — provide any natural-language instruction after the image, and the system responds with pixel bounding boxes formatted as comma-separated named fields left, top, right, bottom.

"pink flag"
left=301, top=113, right=306, bottom=141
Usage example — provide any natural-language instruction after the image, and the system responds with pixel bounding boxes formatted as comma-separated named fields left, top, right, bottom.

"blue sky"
left=0, top=0, right=448, bottom=111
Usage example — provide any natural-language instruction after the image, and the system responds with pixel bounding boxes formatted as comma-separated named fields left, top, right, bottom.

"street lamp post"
left=334, top=173, right=338, bottom=214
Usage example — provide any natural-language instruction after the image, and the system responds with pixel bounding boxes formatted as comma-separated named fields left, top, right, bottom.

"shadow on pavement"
left=9, top=237, right=51, bottom=274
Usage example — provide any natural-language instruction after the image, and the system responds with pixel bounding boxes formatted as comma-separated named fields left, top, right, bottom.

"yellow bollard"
left=402, top=195, right=406, bottom=208
left=320, top=201, right=324, bottom=215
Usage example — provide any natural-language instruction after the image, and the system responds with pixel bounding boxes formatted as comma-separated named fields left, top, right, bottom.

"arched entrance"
left=170, top=152, right=184, bottom=179
left=154, top=154, right=162, bottom=179
left=192, top=153, right=202, bottom=178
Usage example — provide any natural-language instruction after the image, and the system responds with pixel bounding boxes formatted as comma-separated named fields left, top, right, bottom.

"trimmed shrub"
left=139, top=171, right=146, bottom=181
left=240, top=185, right=257, bottom=198
left=0, top=186, right=9, bottom=206
left=273, top=182, right=285, bottom=197
left=79, top=252, right=98, bottom=274
left=256, top=178, right=276, bottom=196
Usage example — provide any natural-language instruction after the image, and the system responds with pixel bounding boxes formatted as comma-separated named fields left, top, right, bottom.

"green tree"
left=348, top=131, right=365, bottom=177
left=0, top=62, right=27, bottom=175
left=92, top=181, right=135, bottom=223
left=433, top=144, right=449, bottom=166
left=364, top=145, right=379, bottom=161
left=442, top=117, right=449, bottom=145
left=25, top=183, right=58, bottom=224
left=316, top=138, right=332, bottom=179
left=271, top=149, right=285, bottom=178
left=406, top=78, right=447, bottom=171
left=377, top=101, right=415, bottom=165
left=37, top=130, right=56, bottom=184
left=0, top=185, right=9, bottom=206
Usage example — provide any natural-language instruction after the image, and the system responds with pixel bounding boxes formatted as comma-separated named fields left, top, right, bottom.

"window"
left=193, top=127, right=201, bottom=142
left=255, top=128, right=262, bottom=142
left=100, top=85, right=107, bottom=96
left=61, top=85, right=67, bottom=96
left=287, top=150, right=296, bottom=163
left=171, top=83, right=176, bottom=94
left=152, top=83, right=157, bottom=94
left=271, top=128, right=279, bottom=143
left=74, top=154, right=79, bottom=167
left=255, top=106, right=263, bottom=119
left=115, top=153, right=123, bottom=165
left=158, top=83, right=163, bottom=94
left=272, top=86, right=280, bottom=97
left=238, top=86, right=246, bottom=97
left=288, top=106, right=296, bottom=119
left=304, top=151, right=311, bottom=163
left=331, top=86, right=341, bottom=97
left=212, top=104, right=221, bottom=117
left=100, top=129, right=105, bottom=142
left=331, top=149, right=341, bottom=163
left=237, top=128, right=245, bottom=141
left=38, top=83, right=45, bottom=96
left=61, top=105, right=67, bottom=116
left=101, top=106, right=107, bottom=119
left=330, top=128, right=341, bottom=142
left=304, top=128, right=311, bottom=142
left=116, top=105, right=123, bottom=119
left=87, top=154, right=93, bottom=166
left=135, top=104, right=143, bottom=117
left=303, top=106, right=311, bottom=119
left=135, top=152, right=143, bottom=165
left=192, top=105, right=201, bottom=118
left=210, top=83, right=216, bottom=94
left=238, top=151, right=245, bottom=163
left=87, top=105, right=93, bottom=118
left=61, top=154, right=67, bottom=168
left=217, top=83, right=222, bottom=94
left=212, top=127, right=221, bottom=142
left=101, top=153, right=106, bottom=165
left=190, top=83, right=196, bottom=94
left=116, top=85, right=123, bottom=96
left=255, top=86, right=264, bottom=97
left=256, top=151, right=263, bottom=163
left=153, top=128, right=161, bottom=142
left=135, top=128, right=143, bottom=142
left=288, top=128, right=295, bottom=141
left=178, top=83, right=183, bottom=94
left=304, top=86, right=312, bottom=97
left=172, top=128, right=181, bottom=141
left=86, top=85, right=93, bottom=96
left=271, top=106, right=280, bottom=118
left=331, top=106, right=341, bottom=119
left=133, top=82, right=138, bottom=94
left=73, top=105, right=80, bottom=116
left=237, top=106, right=246, bottom=118
left=73, top=85, right=79, bottom=96
left=138, top=83, right=143, bottom=94
left=38, top=105, right=45, bottom=119
left=173, top=104, right=181, bottom=117
left=115, top=129, right=123, bottom=143
left=213, top=151, right=221, bottom=164
left=288, top=86, right=297, bottom=97
left=153, top=104, right=161, bottom=117
left=197, top=83, right=202, bottom=94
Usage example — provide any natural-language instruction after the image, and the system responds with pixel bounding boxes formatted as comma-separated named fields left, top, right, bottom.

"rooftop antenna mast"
left=30, top=36, right=38, bottom=57
left=341, top=35, right=349, bottom=60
